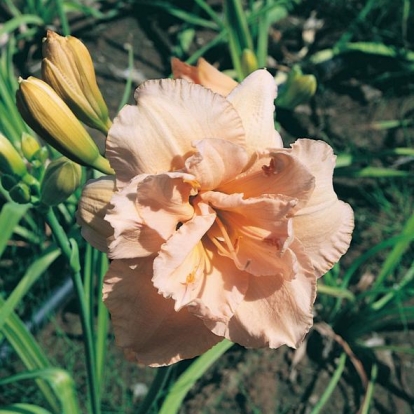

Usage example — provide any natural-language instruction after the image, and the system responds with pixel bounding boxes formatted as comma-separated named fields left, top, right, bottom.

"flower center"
left=206, top=215, right=249, bottom=271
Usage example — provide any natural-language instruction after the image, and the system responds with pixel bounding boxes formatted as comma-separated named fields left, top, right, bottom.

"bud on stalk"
left=42, top=30, right=111, bottom=134
left=41, top=157, right=82, bottom=206
left=16, top=77, right=114, bottom=175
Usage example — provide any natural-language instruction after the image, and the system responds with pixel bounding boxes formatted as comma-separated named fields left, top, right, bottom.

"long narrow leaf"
left=0, top=403, right=53, bottom=414
left=0, top=369, right=82, bottom=414
left=158, top=340, right=234, bottom=414
left=0, top=297, right=60, bottom=413
left=309, top=353, right=347, bottom=414
left=0, top=248, right=60, bottom=332
left=0, top=203, right=29, bottom=258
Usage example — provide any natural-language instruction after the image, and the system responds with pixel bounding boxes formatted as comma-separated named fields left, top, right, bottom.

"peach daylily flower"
left=77, top=70, right=354, bottom=366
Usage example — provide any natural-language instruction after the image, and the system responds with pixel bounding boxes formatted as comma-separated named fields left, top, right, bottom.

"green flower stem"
left=95, top=250, right=109, bottom=397
left=136, top=367, right=172, bottom=414
left=44, top=207, right=100, bottom=414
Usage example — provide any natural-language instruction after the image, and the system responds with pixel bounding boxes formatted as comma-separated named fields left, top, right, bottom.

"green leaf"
left=309, top=353, right=347, bottom=414
left=0, top=369, right=81, bottom=414
left=0, top=248, right=61, bottom=332
left=0, top=297, right=59, bottom=413
left=0, top=15, right=44, bottom=38
left=0, top=202, right=29, bottom=258
left=158, top=340, right=234, bottom=414
left=0, top=403, right=53, bottom=414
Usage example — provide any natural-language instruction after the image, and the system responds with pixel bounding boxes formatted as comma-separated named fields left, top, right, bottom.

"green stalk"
left=370, top=211, right=414, bottom=294
left=55, top=0, right=70, bottom=35
left=371, top=263, right=414, bottom=311
left=309, top=353, right=347, bottom=414
left=83, top=242, right=93, bottom=324
left=136, top=367, right=173, bottom=414
left=44, top=208, right=100, bottom=414
left=158, top=340, right=234, bottom=414
left=95, top=251, right=109, bottom=397
left=360, top=363, right=378, bottom=414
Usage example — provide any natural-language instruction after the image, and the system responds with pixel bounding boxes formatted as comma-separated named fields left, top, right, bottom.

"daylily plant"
left=77, top=68, right=354, bottom=366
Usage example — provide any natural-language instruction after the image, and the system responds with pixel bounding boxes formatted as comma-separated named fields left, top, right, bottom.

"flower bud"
left=9, top=182, right=31, bottom=204
left=241, top=49, right=258, bottom=77
left=40, top=157, right=82, bottom=206
left=16, top=77, right=114, bottom=175
left=42, top=30, right=111, bottom=134
left=0, top=132, right=27, bottom=178
left=276, top=66, right=317, bottom=110
left=21, top=132, right=42, bottom=162
left=76, top=176, right=116, bottom=253
left=1, top=174, right=18, bottom=191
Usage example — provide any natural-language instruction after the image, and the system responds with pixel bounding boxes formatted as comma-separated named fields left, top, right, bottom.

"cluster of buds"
left=0, top=30, right=114, bottom=207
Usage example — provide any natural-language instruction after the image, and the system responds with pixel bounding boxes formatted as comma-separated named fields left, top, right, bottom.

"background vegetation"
left=0, top=0, right=413, bottom=413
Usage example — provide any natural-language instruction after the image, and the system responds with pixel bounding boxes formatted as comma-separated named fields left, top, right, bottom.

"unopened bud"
left=21, top=133, right=42, bottom=162
left=0, top=132, right=27, bottom=178
left=16, top=77, right=114, bottom=175
left=241, top=49, right=258, bottom=77
left=76, top=176, right=116, bottom=253
left=9, top=182, right=31, bottom=204
left=276, top=66, right=317, bottom=110
left=42, top=30, right=111, bottom=134
left=1, top=174, right=18, bottom=191
left=41, top=157, right=82, bottom=206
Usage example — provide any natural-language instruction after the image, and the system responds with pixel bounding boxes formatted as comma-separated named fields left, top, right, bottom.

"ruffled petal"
left=218, top=151, right=315, bottom=205
left=226, top=70, right=283, bottom=151
left=171, top=57, right=238, bottom=96
left=153, top=200, right=249, bottom=322
left=184, top=139, right=249, bottom=190
left=104, top=259, right=222, bottom=366
left=136, top=172, right=197, bottom=239
left=289, top=139, right=354, bottom=276
left=208, top=240, right=316, bottom=348
left=201, top=191, right=298, bottom=277
left=105, top=175, right=164, bottom=259
left=76, top=176, right=116, bottom=253
left=107, top=79, right=246, bottom=187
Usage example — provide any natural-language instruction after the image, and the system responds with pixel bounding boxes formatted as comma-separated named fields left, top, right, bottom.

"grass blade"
left=158, top=340, right=234, bottom=414
left=0, top=403, right=53, bottom=414
left=309, top=353, right=347, bottom=414
left=0, top=248, right=60, bottom=332
left=0, top=369, right=82, bottom=414
left=0, top=297, right=60, bottom=413
left=0, top=202, right=30, bottom=258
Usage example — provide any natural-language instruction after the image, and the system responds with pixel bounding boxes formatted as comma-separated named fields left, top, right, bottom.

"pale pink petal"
left=226, top=70, right=283, bottom=151
left=184, top=139, right=249, bottom=190
left=76, top=176, right=116, bottom=253
left=171, top=57, right=238, bottom=96
left=289, top=139, right=354, bottom=276
left=153, top=200, right=249, bottom=322
left=201, top=191, right=298, bottom=277
left=208, top=240, right=316, bottom=348
left=104, top=259, right=222, bottom=366
left=107, top=79, right=246, bottom=187
left=105, top=175, right=163, bottom=259
left=218, top=151, right=315, bottom=205
left=136, top=172, right=197, bottom=239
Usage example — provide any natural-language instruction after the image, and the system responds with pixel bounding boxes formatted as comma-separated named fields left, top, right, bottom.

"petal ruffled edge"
left=289, top=139, right=354, bottom=276
left=227, top=70, right=283, bottom=151
left=107, top=78, right=246, bottom=188
left=207, top=240, right=316, bottom=349
left=104, top=259, right=222, bottom=366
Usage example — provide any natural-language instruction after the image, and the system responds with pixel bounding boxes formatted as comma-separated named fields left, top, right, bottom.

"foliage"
left=1, top=0, right=413, bottom=413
